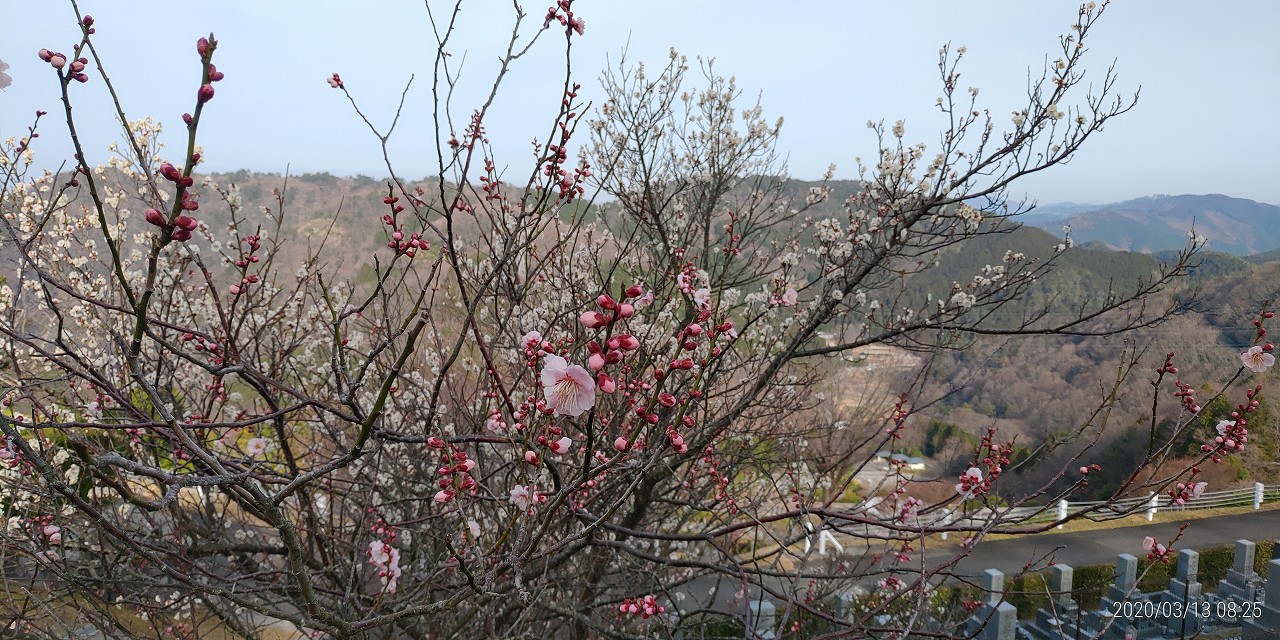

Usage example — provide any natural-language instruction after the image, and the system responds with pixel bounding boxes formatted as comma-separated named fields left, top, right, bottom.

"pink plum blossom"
left=509, top=485, right=534, bottom=510
left=520, top=330, right=543, bottom=353
left=367, top=540, right=402, bottom=593
left=540, top=354, right=596, bottom=417
left=246, top=437, right=269, bottom=457
left=548, top=436, right=573, bottom=455
left=1241, top=346, right=1275, bottom=373
left=1142, top=536, right=1156, bottom=552
left=780, top=288, right=798, bottom=307
left=1191, top=481, right=1207, bottom=498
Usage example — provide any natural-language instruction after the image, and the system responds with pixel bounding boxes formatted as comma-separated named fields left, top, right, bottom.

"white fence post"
left=1057, top=499, right=1068, bottom=529
left=1147, top=492, right=1158, bottom=522
left=818, top=529, right=843, bottom=556
left=939, top=508, right=951, bottom=541
left=1255, top=482, right=1265, bottom=510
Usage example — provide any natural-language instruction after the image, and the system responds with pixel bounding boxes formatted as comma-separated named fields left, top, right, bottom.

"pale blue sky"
left=1, top=1, right=1276, bottom=205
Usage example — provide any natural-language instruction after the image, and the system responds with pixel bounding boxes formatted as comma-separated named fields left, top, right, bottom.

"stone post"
left=965, top=569, right=1016, bottom=640
left=748, top=599, right=777, bottom=640
left=1219, top=539, right=1260, bottom=603
left=1163, top=549, right=1202, bottom=635
left=1243, top=558, right=1280, bottom=638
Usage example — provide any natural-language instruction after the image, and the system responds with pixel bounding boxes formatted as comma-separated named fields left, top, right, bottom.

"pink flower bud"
left=327, top=73, right=343, bottom=89
left=616, top=303, right=635, bottom=318
left=197, top=37, right=210, bottom=58
left=614, top=437, right=628, bottom=451
left=597, top=373, right=616, bottom=393
left=207, top=64, right=224, bottom=82
left=596, top=294, right=616, bottom=310
left=433, top=489, right=455, bottom=503
left=523, top=450, right=540, bottom=466
left=588, top=352, right=606, bottom=371
left=229, top=284, right=241, bottom=295
left=81, top=15, right=94, bottom=27
left=658, top=393, right=676, bottom=407
left=175, top=215, right=198, bottom=231
left=49, top=53, right=67, bottom=69
left=39, top=49, right=53, bottom=62
left=197, top=83, right=215, bottom=104
left=182, top=113, right=193, bottom=126
left=625, top=284, right=645, bottom=298
left=145, top=208, right=166, bottom=227
left=579, top=311, right=608, bottom=329
left=70, top=59, right=86, bottom=73
left=616, top=334, right=640, bottom=351
left=172, top=227, right=192, bottom=242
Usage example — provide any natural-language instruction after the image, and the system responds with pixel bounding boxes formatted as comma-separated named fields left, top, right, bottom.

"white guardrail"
left=809, top=484, right=1279, bottom=554
left=976, top=482, right=1277, bottom=530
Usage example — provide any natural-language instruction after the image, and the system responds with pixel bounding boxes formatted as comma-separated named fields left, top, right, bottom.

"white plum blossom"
left=0, top=60, right=10, bottom=91
left=1240, top=346, right=1275, bottom=373
left=1216, top=419, right=1233, bottom=436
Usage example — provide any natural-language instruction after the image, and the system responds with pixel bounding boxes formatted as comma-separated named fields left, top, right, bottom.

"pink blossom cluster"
left=955, top=427, right=1011, bottom=498
left=380, top=195, right=427, bottom=258
left=428, top=436, right=478, bottom=504
left=38, top=47, right=89, bottom=83
left=194, top=36, right=223, bottom=105
left=1167, top=480, right=1207, bottom=506
left=1200, top=384, right=1262, bottom=462
left=366, top=538, right=402, bottom=594
left=1141, top=536, right=1172, bottom=563
left=509, top=484, right=545, bottom=512
left=229, top=234, right=262, bottom=295
left=544, top=0, right=585, bottom=35
left=617, top=595, right=664, bottom=619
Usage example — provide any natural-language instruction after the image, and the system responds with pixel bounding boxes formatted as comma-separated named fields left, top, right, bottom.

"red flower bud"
left=172, top=227, right=192, bottom=242
left=175, top=215, right=198, bottom=231
left=625, top=284, right=645, bottom=298
left=38, top=49, right=53, bottom=62
left=197, top=83, right=215, bottom=104
left=182, top=113, right=193, bottom=126
left=197, top=37, right=210, bottom=58
left=207, top=64, right=224, bottom=82
left=145, top=208, right=166, bottom=227
left=81, top=15, right=94, bottom=27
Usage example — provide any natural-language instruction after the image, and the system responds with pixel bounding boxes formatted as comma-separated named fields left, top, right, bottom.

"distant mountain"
left=1024, top=194, right=1280, bottom=256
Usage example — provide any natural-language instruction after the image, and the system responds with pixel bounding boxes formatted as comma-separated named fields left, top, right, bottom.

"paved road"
left=942, top=508, right=1280, bottom=580
left=670, top=508, right=1280, bottom=617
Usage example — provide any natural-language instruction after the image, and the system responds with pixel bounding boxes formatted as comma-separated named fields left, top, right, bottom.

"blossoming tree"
left=0, top=1, right=1272, bottom=639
